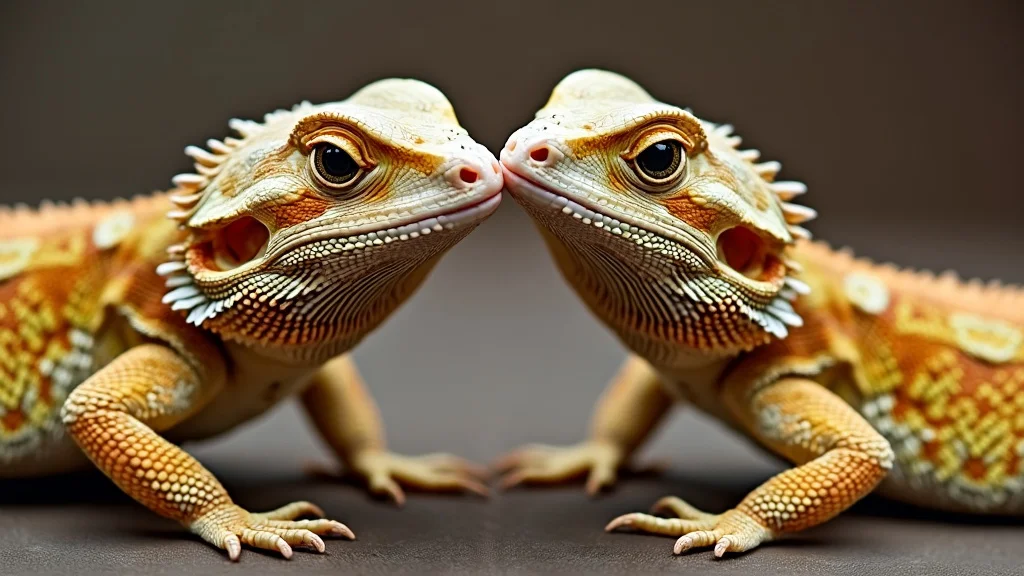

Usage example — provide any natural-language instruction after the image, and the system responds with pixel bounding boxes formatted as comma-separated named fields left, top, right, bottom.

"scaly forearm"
left=301, top=354, right=386, bottom=465
left=61, top=344, right=228, bottom=523
left=589, top=354, right=674, bottom=459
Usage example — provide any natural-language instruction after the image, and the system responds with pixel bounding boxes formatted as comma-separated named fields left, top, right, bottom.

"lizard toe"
left=191, top=503, right=353, bottom=561
left=607, top=499, right=770, bottom=557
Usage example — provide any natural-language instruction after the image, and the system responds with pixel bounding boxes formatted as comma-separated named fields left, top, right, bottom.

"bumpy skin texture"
left=0, top=78, right=502, bottom=560
left=499, top=69, right=1023, bottom=557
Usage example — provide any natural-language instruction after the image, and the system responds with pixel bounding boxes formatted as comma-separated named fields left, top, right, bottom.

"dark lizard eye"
left=634, top=140, right=683, bottom=184
left=312, top=143, right=362, bottom=187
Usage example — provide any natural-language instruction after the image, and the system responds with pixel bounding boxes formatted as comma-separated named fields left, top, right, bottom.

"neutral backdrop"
left=1, top=1, right=1022, bottom=575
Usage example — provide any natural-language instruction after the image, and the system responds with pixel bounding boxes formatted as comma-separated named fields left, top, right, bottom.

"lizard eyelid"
left=305, top=132, right=373, bottom=170
left=312, top=143, right=363, bottom=188
left=622, top=129, right=689, bottom=190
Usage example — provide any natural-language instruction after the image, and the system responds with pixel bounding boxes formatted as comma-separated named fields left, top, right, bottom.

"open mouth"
left=202, top=191, right=502, bottom=273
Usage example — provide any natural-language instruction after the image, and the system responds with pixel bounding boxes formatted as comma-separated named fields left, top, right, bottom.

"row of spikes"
left=158, top=101, right=316, bottom=328
left=707, top=121, right=1023, bottom=320
left=802, top=240, right=1024, bottom=323
left=0, top=191, right=167, bottom=217
left=165, top=101, right=315, bottom=226
left=671, top=116, right=812, bottom=337
left=710, top=122, right=1017, bottom=299
left=0, top=192, right=168, bottom=239
left=709, top=123, right=816, bottom=242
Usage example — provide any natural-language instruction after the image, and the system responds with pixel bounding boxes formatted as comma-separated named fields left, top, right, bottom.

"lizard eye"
left=312, top=143, right=362, bottom=188
left=633, top=140, right=684, bottom=185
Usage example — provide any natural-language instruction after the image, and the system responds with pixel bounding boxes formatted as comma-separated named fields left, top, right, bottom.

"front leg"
left=61, top=344, right=352, bottom=561
left=495, top=354, right=674, bottom=494
left=607, top=377, right=893, bottom=557
left=301, top=354, right=488, bottom=505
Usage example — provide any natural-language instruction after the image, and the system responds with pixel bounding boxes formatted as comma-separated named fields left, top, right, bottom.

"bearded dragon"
left=497, top=69, right=1024, bottom=557
left=0, top=78, right=502, bottom=560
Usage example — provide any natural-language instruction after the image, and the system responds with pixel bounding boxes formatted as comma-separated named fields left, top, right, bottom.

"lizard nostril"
left=459, top=167, right=479, bottom=184
left=529, top=146, right=550, bottom=163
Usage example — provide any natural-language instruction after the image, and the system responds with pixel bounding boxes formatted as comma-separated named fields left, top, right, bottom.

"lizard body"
left=498, top=69, right=1023, bottom=556
left=0, top=78, right=502, bottom=559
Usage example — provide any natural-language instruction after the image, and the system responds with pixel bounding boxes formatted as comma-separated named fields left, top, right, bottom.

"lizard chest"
left=166, top=341, right=317, bottom=443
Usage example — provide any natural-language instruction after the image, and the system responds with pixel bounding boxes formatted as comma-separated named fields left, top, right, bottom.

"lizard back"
left=732, top=240, right=1024, bottom=514
left=0, top=194, right=177, bottom=471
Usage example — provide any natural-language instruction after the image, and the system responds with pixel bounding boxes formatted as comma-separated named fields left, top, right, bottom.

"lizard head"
left=158, top=78, right=503, bottom=363
left=501, top=69, right=813, bottom=358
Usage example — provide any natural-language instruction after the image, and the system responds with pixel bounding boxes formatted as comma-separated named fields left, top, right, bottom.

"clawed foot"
left=493, top=441, right=632, bottom=495
left=312, top=450, right=490, bottom=505
left=191, top=501, right=354, bottom=561
left=606, top=496, right=771, bottom=557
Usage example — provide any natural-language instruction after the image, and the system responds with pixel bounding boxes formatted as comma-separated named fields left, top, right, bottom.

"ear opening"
left=208, top=216, right=270, bottom=271
left=717, top=226, right=776, bottom=282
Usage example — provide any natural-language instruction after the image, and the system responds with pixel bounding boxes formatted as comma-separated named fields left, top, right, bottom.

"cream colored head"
left=159, top=78, right=503, bottom=363
left=501, top=70, right=813, bottom=356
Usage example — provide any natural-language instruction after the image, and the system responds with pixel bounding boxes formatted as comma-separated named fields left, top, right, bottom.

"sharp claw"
left=714, top=537, right=731, bottom=558
left=308, top=533, right=326, bottom=553
left=371, top=476, right=406, bottom=507
left=277, top=539, right=293, bottom=559
left=329, top=522, right=356, bottom=540
left=388, top=484, right=407, bottom=507
left=673, top=535, right=693, bottom=555
left=585, top=470, right=613, bottom=496
left=604, top=513, right=637, bottom=532
left=225, top=535, right=241, bottom=561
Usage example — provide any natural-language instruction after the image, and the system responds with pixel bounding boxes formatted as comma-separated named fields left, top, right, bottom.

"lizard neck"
left=533, top=224, right=758, bottom=419
left=654, top=355, right=738, bottom=422
left=167, top=340, right=319, bottom=442
left=196, top=246, right=449, bottom=367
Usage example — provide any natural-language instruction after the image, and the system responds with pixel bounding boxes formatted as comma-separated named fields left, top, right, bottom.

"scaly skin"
left=498, top=69, right=1024, bottom=557
left=0, top=78, right=502, bottom=560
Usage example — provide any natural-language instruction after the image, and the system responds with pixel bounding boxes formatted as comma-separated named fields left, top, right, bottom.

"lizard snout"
left=500, top=131, right=564, bottom=171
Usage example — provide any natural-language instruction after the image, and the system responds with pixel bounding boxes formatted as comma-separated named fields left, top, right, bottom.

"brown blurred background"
left=1, top=1, right=1022, bottom=574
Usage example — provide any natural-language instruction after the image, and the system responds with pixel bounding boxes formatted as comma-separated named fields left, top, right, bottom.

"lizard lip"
left=500, top=164, right=718, bottom=268
left=264, top=189, right=502, bottom=264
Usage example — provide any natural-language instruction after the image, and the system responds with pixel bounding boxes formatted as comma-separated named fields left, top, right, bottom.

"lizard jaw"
left=502, top=165, right=807, bottom=344
left=157, top=190, right=501, bottom=330
left=501, top=167, right=719, bottom=270
left=261, top=189, right=502, bottom=266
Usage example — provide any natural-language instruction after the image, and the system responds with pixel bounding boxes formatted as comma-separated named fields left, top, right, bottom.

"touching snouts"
left=446, top=145, right=505, bottom=196
left=500, top=128, right=564, bottom=171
